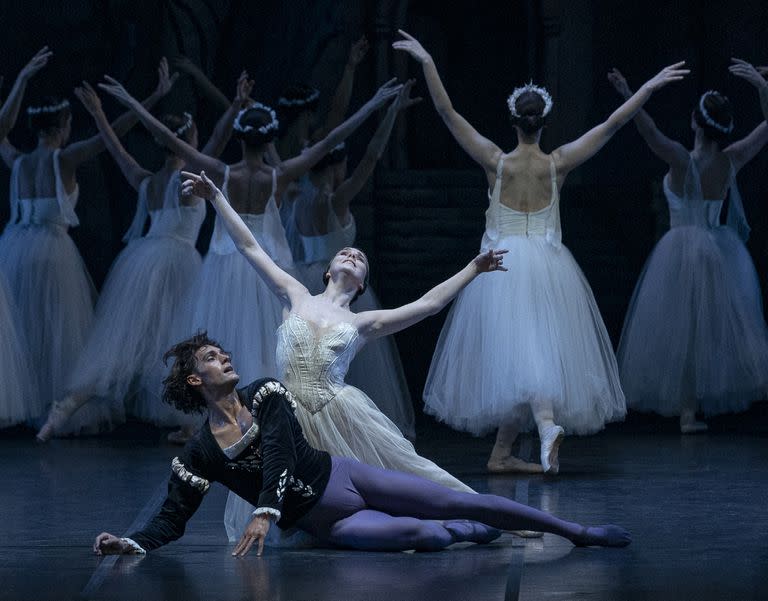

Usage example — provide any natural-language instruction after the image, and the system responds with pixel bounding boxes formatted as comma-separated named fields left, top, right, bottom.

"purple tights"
left=295, top=457, right=630, bottom=551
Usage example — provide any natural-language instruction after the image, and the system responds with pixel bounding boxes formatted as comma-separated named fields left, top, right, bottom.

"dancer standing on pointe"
left=282, top=80, right=421, bottom=438
left=395, top=31, right=688, bottom=474
left=0, top=47, right=51, bottom=428
left=609, top=60, right=768, bottom=433
left=92, top=333, right=631, bottom=556
left=0, top=57, right=176, bottom=435
left=36, top=73, right=254, bottom=442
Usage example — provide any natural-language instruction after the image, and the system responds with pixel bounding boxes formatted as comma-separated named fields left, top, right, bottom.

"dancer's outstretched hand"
left=181, top=170, right=220, bottom=202
left=154, top=57, right=179, bottom=97
left=370, top=77, right=403, bottom=109
left=93, top=532, right=132, bottom=555
left=729, top=58, right=768, bottom=89
left=232, top=515, right=271, bottom=557
left=392, top=30, right=431, bottom=64
left=19, top=46, right=53, bottom=82
left=394, top=78, right=423, bottom=111
left=607, top=68, right=632, bottom=98
left=348, top=36, right=370, bottom=67
left=74, top=81, right=103, bottom=117
left=98, top=75, right=137, bottom=107
left=473, top=249, right=509, bottom=273
left=642, top=61, right=689, bottom=92
left=234, top=70, right=255, bottom=108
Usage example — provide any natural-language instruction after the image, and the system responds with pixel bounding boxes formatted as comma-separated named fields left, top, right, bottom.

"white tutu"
left=0, top=271, right=37, bottom=427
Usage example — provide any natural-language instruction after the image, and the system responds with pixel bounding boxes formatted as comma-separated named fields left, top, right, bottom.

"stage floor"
left=2, top=410, right=767, bottom=601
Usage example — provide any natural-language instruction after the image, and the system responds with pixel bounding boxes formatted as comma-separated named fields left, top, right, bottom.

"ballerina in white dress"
left=35, top=73, right=255, bottom=440
left=0, top=47, right=52, bottom=428
left=609, top=61, right=768, bottom=433
left=395, top=31, right=687, bottom=474
left=0, top=57, right=176, bottom=434
left=282, top=81, right=421, bottom=437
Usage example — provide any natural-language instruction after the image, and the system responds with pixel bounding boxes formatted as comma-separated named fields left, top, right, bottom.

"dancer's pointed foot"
left=510, top=530, right=544, bottom=538
left=443, top=520, right=502, bottom=545
left=36, top=401, right=71, bottom=443
left=680, top=414, right=708, bottom=434
left=571, top=525, right=631, bottom=548
left=487, top=455, right=543, bottom=474
left=540, top=425, right=564, bottom=474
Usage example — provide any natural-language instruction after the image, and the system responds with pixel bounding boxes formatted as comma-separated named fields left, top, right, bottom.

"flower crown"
left=506, top=82, right=553, bottom=118
left=233, top=103, right=279, bottom=135
left=278, top=88, right=320, bottom=108
left=698, top=91, right=734, bottom=134
left=174, top=112, right=194, bottom=137
left=27, top=99, right=70, bottom=115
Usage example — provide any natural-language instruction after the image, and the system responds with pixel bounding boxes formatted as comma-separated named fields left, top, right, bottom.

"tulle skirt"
left=618, top=226, right=768, bottom=416
left=0, top=225, right=115, bottom=434
left=224, top=382, right=472, bottom=542
left=66, top=236, right=202, bottom=426
left=297, top=260, right=415, bottom=438
left=424, top=234, right=626, bottom=436
left=0, top=271, right=37, bottom=427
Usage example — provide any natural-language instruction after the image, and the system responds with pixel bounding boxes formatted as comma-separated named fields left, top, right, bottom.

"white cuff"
left=120, top=537, right=147, bottom=554
left=252, top=507, right=281, bottom=521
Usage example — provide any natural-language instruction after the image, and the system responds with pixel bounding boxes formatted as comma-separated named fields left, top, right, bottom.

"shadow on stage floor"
left=1, top=404, right=767, bottom=600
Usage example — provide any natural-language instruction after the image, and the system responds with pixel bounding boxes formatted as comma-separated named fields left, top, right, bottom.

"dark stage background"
left=2, top=0, right=767, bottom=419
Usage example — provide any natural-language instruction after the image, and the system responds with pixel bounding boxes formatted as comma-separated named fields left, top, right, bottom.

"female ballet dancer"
left=0, top=57, right=176, bottom=434
left=96, top=73, right=403, bottom=402
left=35, top=73, right=254, bottom=441
left=609, top=60, right=768, bottom=433
left=394, top=30, right=688, bottom=474
left=0, top=47, right=52, bottom=427
left=283, top=80, right=421, bottom=438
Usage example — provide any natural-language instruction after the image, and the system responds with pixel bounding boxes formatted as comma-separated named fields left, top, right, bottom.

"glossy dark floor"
left=2, top=407, right=767, bottom=601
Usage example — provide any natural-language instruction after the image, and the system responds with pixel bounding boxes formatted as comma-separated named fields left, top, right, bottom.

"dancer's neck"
left=206, top=388, right=242, bottom=426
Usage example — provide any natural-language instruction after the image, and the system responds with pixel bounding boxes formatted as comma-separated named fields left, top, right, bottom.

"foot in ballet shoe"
left=443, top=520, right=502, bottom=545
left=36, top=401, right=72, bottom=443
left=680, top=418, right=708, bottom=434
left=572, top=525, right=632, bottom=548
left=510, top=530, right=544, bottom=538
left=539, top=425, right=564, bottom=475
left=487, top=455, right=543, bottom=474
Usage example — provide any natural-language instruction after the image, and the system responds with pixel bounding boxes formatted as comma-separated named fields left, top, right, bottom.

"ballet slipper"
left=539, top=425, right=564, bottom=475
left=486, top=455, right=543, bottom=474
left=680, top=410, right=707, bottom=434
left=510, top=530, right=544, bottom=538
left=36, top=397, right=77, bottom=442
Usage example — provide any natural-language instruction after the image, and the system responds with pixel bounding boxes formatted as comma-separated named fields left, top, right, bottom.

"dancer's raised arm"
left=607, top=67, right=689, bottom=169
left=394, top=30, right=501, bottom=172
left=277, top=78, right=402, bottom=185
left=0, top=47, right=52, bottom=141
left=181, top=171, right=307, bottom=307
left=356, top=249, right=507, bottom=339
left=726, top=58, right=768, bottom=171
left=200, top=70, right=255, bottom=158
left=170, top=55, right=231, bottom=113
left=554, top=62, right=689, bottom=175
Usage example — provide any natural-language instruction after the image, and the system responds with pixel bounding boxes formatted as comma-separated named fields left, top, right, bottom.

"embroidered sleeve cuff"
left=120, top=538, right=147, bottom=554
left=252, top=507, right=281, bottom=521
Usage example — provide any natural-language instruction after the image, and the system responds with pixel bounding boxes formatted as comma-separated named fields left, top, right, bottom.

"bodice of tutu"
left=146, top=204, right=205, bottom=244
left=665, top=184, right=723, bottom=229
left=275, top=313, right=360, bottom=414
left=15, top=197, right=73, bottom=228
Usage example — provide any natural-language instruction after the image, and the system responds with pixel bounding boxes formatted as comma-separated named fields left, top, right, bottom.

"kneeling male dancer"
left=94, top=332, right=631, bottom=556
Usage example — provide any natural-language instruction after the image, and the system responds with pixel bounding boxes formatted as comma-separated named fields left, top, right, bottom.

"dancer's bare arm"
left=606, top=67, right=689, bottom=169
left=60, top=58, right=177, bottom=172
left=0, top=139, right=20, bottom=168
left=553, top=62, right=689, bottom=175
left=0, top=47, right=52, bottom=141
left=356, top=250, right=507, bottom=339
left=181, top=171, right=307, bottom=307
left=170, top=55, right=231, bottom=113
left=726, top=58, right=768, bottom=171
left=332, top=80, right=421, bottom=218
left=201, top=71, right=254, bottom=158
left=277, top=79, right=402, bottom=186
left=394, top=30, right=501, bottom=172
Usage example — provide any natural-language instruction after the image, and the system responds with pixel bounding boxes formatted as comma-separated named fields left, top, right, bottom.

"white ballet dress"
left=0, top=149, right=112, bottom=434
left=618, top=157, right=768, bottom=416
left=65, top=171, right=206, bottom=426
left=223, top=312, right=472, bottom=542
left=423, top=155, right=626, bottom=436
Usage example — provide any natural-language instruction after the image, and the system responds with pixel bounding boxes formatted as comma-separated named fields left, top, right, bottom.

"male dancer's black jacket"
left=126, top=378, right=332, bottom=552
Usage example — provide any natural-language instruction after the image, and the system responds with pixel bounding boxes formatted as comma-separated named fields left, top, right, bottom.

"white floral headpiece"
left=506, top=82, right=553, bottom=118
left=698, top=91, right=733, bottom=134
left=233, top=103, right=279, bottom=135
left=278, top=88, right=320, bottom=107
left=27, top=99, right=70, bottom=115
left=174, top=112, right=194, bottom=137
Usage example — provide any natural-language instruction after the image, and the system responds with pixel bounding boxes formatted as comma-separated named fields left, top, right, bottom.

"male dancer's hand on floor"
left=232, top=514, right=271, bottom=557
left=93, top=532, right=133, bottom=555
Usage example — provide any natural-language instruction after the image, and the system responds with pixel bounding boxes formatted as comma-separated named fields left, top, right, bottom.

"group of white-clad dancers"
left=2, top=33, right=768, bottom=541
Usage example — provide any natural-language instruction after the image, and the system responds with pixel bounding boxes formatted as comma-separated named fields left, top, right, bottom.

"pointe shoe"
left=680, top=420, right=708, bottom=434
left=540, top=425, right=564, bottom=475
left=510, top=530, right=544, bottom=538
left=487, top=456, right=543, bottom=474
left=36, top=401, right=72, bottom=443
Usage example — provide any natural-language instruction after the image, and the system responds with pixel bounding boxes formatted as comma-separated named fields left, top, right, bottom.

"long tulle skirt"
left=0, top=225, right=115, bottom=434
left=618, top=226, right=768, bottom=416
left=424, top=234, right=626, bottom=436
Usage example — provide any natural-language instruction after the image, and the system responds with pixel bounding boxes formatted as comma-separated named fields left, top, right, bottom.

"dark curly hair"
left=161, top=331, right=223, bottom=414
left=322, top=248, right=369, bottom=304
